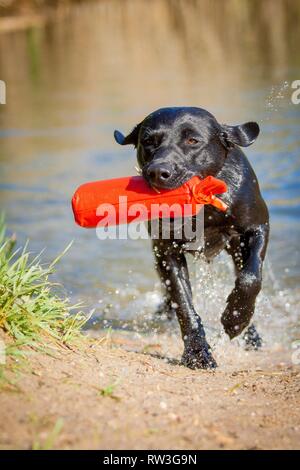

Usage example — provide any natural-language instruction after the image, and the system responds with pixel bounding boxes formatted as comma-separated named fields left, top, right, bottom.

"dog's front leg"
left=221, top=224, right=269, bottom=339
left=153, top=241, right=217, bottom=369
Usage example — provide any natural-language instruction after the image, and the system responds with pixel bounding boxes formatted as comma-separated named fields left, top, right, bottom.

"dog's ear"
left=114, top=123, right=141, bottom=147
left=220, top=122, right=260, bottom=148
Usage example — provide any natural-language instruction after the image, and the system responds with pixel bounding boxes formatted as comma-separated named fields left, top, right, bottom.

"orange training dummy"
left=72, top=175, right=227, bottom=228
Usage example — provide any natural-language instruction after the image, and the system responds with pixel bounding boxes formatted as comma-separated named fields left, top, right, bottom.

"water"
left=0, top=0, right=299, bottom=348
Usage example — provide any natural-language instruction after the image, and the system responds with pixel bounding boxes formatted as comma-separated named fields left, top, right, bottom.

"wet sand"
left=0, top=331, right=299, bottom=450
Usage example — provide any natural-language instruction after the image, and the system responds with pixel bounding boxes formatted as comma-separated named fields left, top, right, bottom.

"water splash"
left=262, top=81, right=290, bottom=123
left=86, top=247, right=299, bottom=360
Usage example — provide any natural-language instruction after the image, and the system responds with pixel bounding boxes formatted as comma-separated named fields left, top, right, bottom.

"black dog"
left=114, top=107, right=269, bottom=369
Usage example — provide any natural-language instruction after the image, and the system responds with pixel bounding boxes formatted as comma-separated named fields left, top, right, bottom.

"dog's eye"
left=186, top=137, right=199, bottom=145
left=143, top=137, right=154, bottom=147
left=143, top=136, right=162, bottom=148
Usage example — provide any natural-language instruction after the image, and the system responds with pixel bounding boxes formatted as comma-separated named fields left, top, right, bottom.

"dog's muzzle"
left=145, top=162, right=174, bottom=188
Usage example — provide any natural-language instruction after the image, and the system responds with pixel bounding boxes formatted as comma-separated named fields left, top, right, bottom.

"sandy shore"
left=0, top=331, right=299, bottom=450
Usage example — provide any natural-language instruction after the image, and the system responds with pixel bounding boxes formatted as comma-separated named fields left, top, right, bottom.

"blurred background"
left=0, top=0, right=299, bottom=347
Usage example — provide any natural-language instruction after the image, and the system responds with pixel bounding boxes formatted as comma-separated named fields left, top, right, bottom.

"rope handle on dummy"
left=72, top=175, right=228, bottom=228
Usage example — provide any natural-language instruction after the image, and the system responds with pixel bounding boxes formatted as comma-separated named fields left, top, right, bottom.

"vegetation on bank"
left=0, top=217, right=87, bottom=381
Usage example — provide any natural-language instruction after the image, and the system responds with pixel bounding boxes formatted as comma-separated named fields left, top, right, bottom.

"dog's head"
left=114, top=107, right=259, bottom=190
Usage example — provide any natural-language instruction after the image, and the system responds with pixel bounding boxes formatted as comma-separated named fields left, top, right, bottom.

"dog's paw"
left=221, top=308, right=251, bottom=340
left=222, top=322, right=246, bottom=339
left=243, top=324, right=262, bottom=350
left=181, top=344, right=217, bottom=370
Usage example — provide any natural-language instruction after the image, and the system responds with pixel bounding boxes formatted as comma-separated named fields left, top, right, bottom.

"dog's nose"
left=147, top=164, right=172, bottom=186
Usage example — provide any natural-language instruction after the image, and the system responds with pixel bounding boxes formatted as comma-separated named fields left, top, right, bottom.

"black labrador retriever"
left=114, top=107, right=269, bottom=369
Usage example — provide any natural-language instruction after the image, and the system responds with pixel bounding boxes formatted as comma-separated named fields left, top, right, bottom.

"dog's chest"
left=202, top=225, right=230, bottom=258
left=201, top=208, right=238, bottom=258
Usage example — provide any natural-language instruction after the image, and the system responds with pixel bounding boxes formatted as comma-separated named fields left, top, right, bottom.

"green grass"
left=98, top=381, right=121, bottom=401
left=32, top=418, right=64, bottom=450
left=0, top=216, right=88, bottom=379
